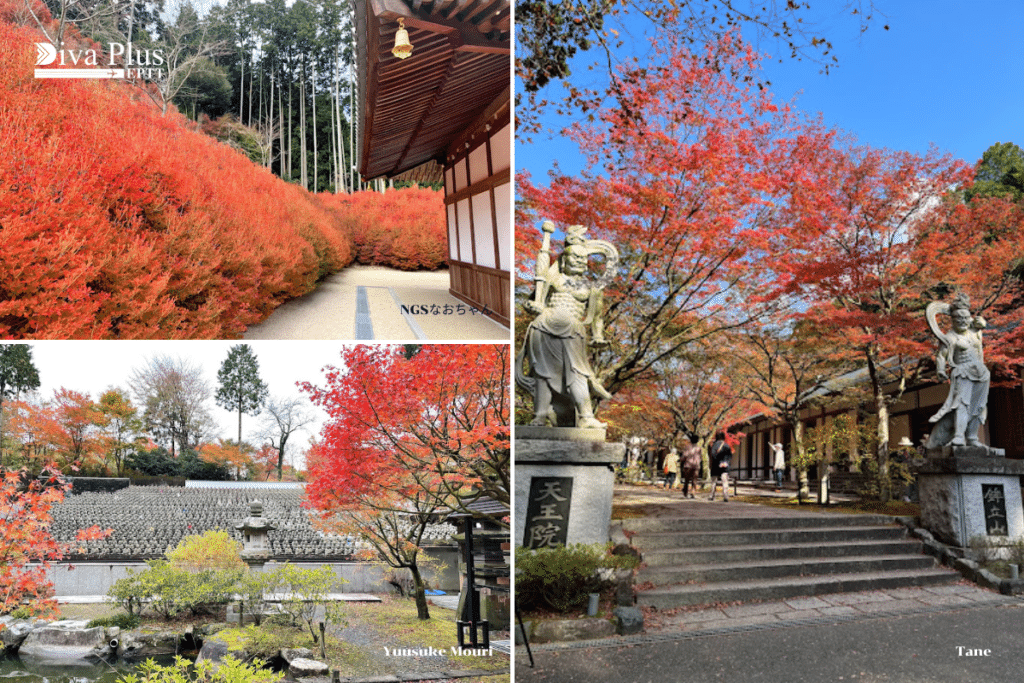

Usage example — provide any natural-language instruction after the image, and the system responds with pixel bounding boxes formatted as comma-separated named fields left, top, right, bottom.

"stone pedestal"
left=917, top=451, right=1024, bottom=547
left=515, top=426, right=625, bottom=548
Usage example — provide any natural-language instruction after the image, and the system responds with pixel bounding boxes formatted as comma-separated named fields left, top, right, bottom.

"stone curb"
left=896, top=517, right=1024, bottom=595
left=514, top=596, right=1020, bottom=655
left=330, top=668, right=509, bottom=682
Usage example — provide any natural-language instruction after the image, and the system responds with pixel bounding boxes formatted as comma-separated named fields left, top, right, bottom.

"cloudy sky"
left=23, top=341, right=364, bottom=469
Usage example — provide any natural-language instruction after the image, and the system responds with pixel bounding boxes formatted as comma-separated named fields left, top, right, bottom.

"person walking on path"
left=708, top=434, right=733, bottom=502
left=680, top=435, right=701, bottom=498
left=771, top=442, right=786, bottom=491
left=662, top=446, right=680, bottom=489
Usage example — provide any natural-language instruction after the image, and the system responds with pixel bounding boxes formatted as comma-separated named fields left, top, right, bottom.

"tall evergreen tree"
left=215, top=344, right=269, bottom=446
left=0, top=345, right=41, bottom=403
left=968, top=142, right=1024, bottom=202
left=0, top=345, right=41, bottom=467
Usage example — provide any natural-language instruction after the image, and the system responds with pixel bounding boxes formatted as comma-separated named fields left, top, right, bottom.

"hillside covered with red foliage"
left=318, top=187, right=448, bottom=272
left=0, top=8, right=448, bottom=338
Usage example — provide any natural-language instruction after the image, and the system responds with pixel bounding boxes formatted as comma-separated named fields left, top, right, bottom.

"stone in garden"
left=0, top=617, right=35, bottom=651
left=288, top=657, right=330, bottom=678
left=281, top=647, right=315, bottom=664
left=527, top=616, right=616, bottom=644
left=235, top=499, right=277, bottom=565
left=119, top=628, right=183, bottom=660
left=17, top=621, right=109, bottom=662
left=195, top=638, right=230, bottom=665
left=612, top=606, right=644, bottom=635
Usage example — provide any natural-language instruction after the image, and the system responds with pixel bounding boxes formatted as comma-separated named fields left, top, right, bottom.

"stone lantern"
left=235, top=500, right=276, bottom=567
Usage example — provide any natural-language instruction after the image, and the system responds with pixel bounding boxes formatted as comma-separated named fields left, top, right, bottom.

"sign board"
left=982, top=483, right=1008, bottom=536
left=522, top=476, right=573, bottom=549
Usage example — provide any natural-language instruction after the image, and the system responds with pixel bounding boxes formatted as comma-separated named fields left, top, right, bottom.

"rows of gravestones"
left=50, top=486, right=456, bottom=561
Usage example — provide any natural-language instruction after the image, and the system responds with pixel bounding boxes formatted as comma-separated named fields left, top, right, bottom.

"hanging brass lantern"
left=392, top=18, right=413, bottom=59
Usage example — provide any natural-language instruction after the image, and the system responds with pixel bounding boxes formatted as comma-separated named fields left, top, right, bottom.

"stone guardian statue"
left=925, top=294, right=991, bottom=450
left=516, top=222, right=618, bottom=429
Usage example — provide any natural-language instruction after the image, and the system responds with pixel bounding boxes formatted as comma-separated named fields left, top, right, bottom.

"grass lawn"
left=733, top=495, right=920, bottom=517
left=613, top=497, right=920, bottom=518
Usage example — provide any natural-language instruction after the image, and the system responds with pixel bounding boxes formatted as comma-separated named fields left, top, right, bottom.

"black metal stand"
left=516, top=606, right=534, bottom=667
left=457, top=518, right=490, bottom=649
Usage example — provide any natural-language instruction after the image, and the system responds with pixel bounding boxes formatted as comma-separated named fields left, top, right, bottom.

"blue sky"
left=517, top=0, right=1024, bottom=179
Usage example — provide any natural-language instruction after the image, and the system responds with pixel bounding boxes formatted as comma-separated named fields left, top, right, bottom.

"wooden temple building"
left=354, top=0, right=512, bottom=327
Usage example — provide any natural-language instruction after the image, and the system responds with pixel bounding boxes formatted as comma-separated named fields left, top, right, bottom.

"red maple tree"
left=775, top=143, right=1024, bottom=500
left=517, top=31, right=832, bottom=399
left=301, top=345, right=509, bottom=619
left=0, top=467, right=109, bottom=616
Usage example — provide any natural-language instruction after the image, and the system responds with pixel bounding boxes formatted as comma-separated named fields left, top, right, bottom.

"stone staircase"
left=621, top=512, right=959, bottom=610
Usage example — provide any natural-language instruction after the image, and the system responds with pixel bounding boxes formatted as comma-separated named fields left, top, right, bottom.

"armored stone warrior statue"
left=516, top=222, right=618, bottom=429
left=926, top=294, right=991, bottom=450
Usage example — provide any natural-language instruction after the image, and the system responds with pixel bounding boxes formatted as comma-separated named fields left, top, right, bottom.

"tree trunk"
left=278, top=80, right=285, bottom=179
left=287, top=82, right=293, bottom=181
left=876, top=390, right=891, bottom=503
left=238, top=50, right=244, bottom=121
left=866, top=349, right=891, bottom=503
left=792, top=418, right=811, bottom=502
left=408, top=563, right=431, bottom=620
left=334, top=47, right=343, bottom=193
left=247, top=54, right=254, bottom=126
left=349, top=47, right=356, bottom=192
left=312, top=62, right=318, bottom=193
left=300, top=71, right=308, bottom=190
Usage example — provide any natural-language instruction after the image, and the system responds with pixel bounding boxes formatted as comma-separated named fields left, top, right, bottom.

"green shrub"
left=87, top=613, right=141, bottom=630
left=271, top=564, right=343, bottom=644
left=107, top=560, right=241, bottom=620
left=857, top=457, right=915, bottom=501
left=516, top=543, right=639, bottom=613
left=208, top=625, right=296, bottom=660
left=108, top=568, right=154, bottom=617
left=237, top=569, right=283, bottom=627
left=1010, top=537, right=1024, bottom=567
left=167, top=530, right=245, bottom=572
left=615, top=462, right=651, bottom=485
left=118, top=654, right=283, bottom=683
left=969, top=535, right=999, bottom=564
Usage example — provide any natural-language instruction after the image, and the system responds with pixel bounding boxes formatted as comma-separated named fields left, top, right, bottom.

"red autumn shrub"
left=320, top=187, right=447, bottom=271
left=0, top=18, right=353, bottom=338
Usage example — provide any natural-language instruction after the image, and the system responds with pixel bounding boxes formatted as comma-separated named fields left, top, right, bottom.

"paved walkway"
left=517, top=482, right=1024, bottom=680
left=612, top=480, right=862, bottom=520
left=640, top=583, right=1014, bottom=634
left=244, top=265, right=509, bottom=341
left=517, top=598, right=1024, bottom=682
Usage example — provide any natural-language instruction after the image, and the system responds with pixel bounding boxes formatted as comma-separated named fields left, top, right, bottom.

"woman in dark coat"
left=708, top=433, right=733, bottom=502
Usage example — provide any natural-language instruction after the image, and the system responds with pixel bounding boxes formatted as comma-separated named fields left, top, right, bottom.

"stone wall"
left=67, top=477, right=131, bottom=495
left=47, top=551, right=460, bottom=596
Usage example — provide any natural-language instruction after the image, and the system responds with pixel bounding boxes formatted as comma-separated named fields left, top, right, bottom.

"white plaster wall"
left=46, top=550, right=460, bottom=596
left=471, top=193, right=495, bottom=268
left=493, top=182, right=510, bottom=270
